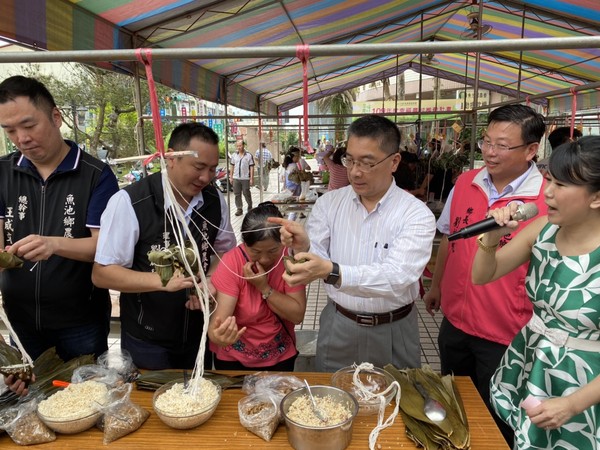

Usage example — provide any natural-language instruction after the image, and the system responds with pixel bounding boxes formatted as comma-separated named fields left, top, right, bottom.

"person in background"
left=315, top=140, right=331, bottom=172
left=230, top=140, right=254, bottom=216
left=472, top=136, right=600, bottom=449
left=0, top=76, right=119, bottom=395
left=208, top=202, right=306, bottom=371
left=254, top=142, right=273, bottom=192
left=536, top=126, right=582, bottom=175
left=393, top=150, right=420, bottom=195
left=93, top=122, right=236, bottom=370
left=423, top=104, right=548, bottom=446
left=283, top=147, right=302, bottom=195
left=323, top=143, right=350, bottom=191
left=272, top=114, right=436, bottom=372
left=299, top=149, right=311, bottom=171
left=418, top=138, right=455, bottom=201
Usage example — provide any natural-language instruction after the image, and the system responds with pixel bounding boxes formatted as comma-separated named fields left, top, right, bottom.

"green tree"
left=316, top=89, right=356, bottom=142
left=279, top=130, right=299, bottom=154
left=16, top=63, right=175, bottom=160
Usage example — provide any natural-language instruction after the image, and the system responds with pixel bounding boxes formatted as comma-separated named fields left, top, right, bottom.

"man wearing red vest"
left=424, top=104, right=548, bottom=447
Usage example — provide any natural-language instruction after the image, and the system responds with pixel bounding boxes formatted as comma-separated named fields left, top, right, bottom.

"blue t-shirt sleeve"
left=87, top=166, right=119, bottom=228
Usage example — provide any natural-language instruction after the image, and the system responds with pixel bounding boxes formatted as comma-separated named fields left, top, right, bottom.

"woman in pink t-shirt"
left=323, top=144, right=350, bottom=191
left=208, top=202, right=307, bottom=371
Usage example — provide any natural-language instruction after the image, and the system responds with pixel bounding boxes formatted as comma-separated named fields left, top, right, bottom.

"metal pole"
left=0, top=37, right=599, bottom=63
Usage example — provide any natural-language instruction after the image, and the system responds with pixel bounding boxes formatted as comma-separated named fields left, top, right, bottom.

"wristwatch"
left=261, top=287, right=274, bottom=300
left=324, top=262, right=340, bottom=285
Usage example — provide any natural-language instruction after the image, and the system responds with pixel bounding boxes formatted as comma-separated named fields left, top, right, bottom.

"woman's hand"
left=526, top=396, right=578, bottom=430
left=242, top=261, right=268, bottom=291
left=209, top=316, right=247, bottom=347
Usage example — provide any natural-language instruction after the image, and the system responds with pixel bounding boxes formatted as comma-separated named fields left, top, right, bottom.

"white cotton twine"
left=351, top=362, right=401, bottom=450
left=159, top=157, right=211, bottom=394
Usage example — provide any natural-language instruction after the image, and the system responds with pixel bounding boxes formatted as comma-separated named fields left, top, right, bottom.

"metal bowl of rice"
left=331, top=366, right=397, bottom=416
left=280, top=385, right=358, bottom=450
left=37, top=380, right=108, bottom=434
left=153, top=378, right=221, bottom=430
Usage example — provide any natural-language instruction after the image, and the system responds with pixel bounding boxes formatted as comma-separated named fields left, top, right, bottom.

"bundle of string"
left=351, top=362, right=401, bottom=450
left=157, top=155, right=289, bottom=396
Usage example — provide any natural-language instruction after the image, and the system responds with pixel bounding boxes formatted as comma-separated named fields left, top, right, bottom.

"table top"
left=1, top=372, right=509, bottom=449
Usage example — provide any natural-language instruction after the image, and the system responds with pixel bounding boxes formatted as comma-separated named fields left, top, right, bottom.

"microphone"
left=448, top=203, right=539, bottom=241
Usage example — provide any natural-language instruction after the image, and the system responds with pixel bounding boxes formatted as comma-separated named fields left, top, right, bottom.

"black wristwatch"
left=324, top=262, right=340, bottom=285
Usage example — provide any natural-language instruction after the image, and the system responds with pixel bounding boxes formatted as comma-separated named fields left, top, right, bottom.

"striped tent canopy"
left=0, top=0, right=598, bottom=115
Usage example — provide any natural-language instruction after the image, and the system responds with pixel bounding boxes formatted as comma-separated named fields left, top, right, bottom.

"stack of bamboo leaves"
left=384, top=364, right=471, bottom=450
left=147, top=242, right=199, bottom=287
left=136, top=370, right=245, bottom=391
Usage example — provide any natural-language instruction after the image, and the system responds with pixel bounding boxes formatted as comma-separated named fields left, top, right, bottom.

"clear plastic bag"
left=97, top=383, right=150, bottom=444
left=0, top=397, right=55, bottom=445
left=238, top=393, right=279, bottom=441
left=242, top=373, right=303, bottom=424
left=97, top=349, right=140, bottom=383
left=71, top=364, right=122, bottom=387
left=242, top=372, right=303, bottom=398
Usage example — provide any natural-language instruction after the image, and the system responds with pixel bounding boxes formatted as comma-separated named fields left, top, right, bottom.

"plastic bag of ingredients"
left=242, top=372, right=304, bottom=423
left=71, top=363, right=124, bottom=388
left=238, top=392, right=280, bottom=441
left=97, top=349, right=140, bottom=383
left=0, top=397, right=55, bottom=445
left=97, top=383, right=150, bottom=444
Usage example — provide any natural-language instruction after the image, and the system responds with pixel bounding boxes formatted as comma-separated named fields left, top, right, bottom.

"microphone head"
left=514, top=203, right=539, bottom=221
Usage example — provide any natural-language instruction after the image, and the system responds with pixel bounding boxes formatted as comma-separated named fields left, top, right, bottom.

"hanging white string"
left=157, top=156, right=211, bottom=394
left=351, top=362, right=401, bottom=450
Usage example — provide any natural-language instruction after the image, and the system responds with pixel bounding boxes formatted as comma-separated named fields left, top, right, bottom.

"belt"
left=334, top=302, right=414, bottom=327
left=527, top=314, right=600, bottom=352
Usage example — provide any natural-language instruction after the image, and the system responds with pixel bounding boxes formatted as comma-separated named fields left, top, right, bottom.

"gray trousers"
left=315, top=300, right=421, bottom=372
left=257, top=165, right=270, bottom=190
left=232, top=179, right=252, bottom=212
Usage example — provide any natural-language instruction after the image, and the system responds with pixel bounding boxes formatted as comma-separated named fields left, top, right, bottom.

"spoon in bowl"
left=304, top=379, right=328, bottom=423
left=414, top=381, right=446, bottom=422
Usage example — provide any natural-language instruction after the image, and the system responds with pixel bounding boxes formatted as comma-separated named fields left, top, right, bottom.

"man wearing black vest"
left=93, top=123, right=236, bottom=370
left=0, top=76, right=119, bottom=370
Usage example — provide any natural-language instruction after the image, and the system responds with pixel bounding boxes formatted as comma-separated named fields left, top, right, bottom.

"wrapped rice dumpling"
left=147, top=242, right=199, bottom=287
left=0, top=251, right=23, bottom=270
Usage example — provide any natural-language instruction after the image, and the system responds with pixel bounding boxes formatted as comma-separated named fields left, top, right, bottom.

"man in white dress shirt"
left=273, top=115, right=436, bottom=371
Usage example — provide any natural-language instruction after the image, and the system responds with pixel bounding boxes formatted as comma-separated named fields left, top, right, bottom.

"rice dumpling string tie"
left=351, top=362, right=401, bottom=450
left=135, top=49, right=210, bottom=390
left=0, top=301, right=34, bottom=366
left=158, top=157, right=211, bottom=390
left=570, top=87, right=577, bottom=139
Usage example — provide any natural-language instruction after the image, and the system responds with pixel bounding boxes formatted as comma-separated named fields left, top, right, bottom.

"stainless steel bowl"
left=280, top=385, right=358, bottom=450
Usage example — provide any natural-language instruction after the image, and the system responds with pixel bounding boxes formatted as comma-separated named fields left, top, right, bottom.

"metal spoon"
left=414, top=381, right=446, bottom=422
left=304, top=379, right=328, bottom=422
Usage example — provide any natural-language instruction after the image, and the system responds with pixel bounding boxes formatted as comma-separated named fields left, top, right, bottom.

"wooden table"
left=1, top=372, right=509, bottom=449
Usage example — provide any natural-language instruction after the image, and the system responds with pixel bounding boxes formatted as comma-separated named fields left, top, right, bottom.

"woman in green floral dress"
left=472, top=136, right=600, bottom=449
